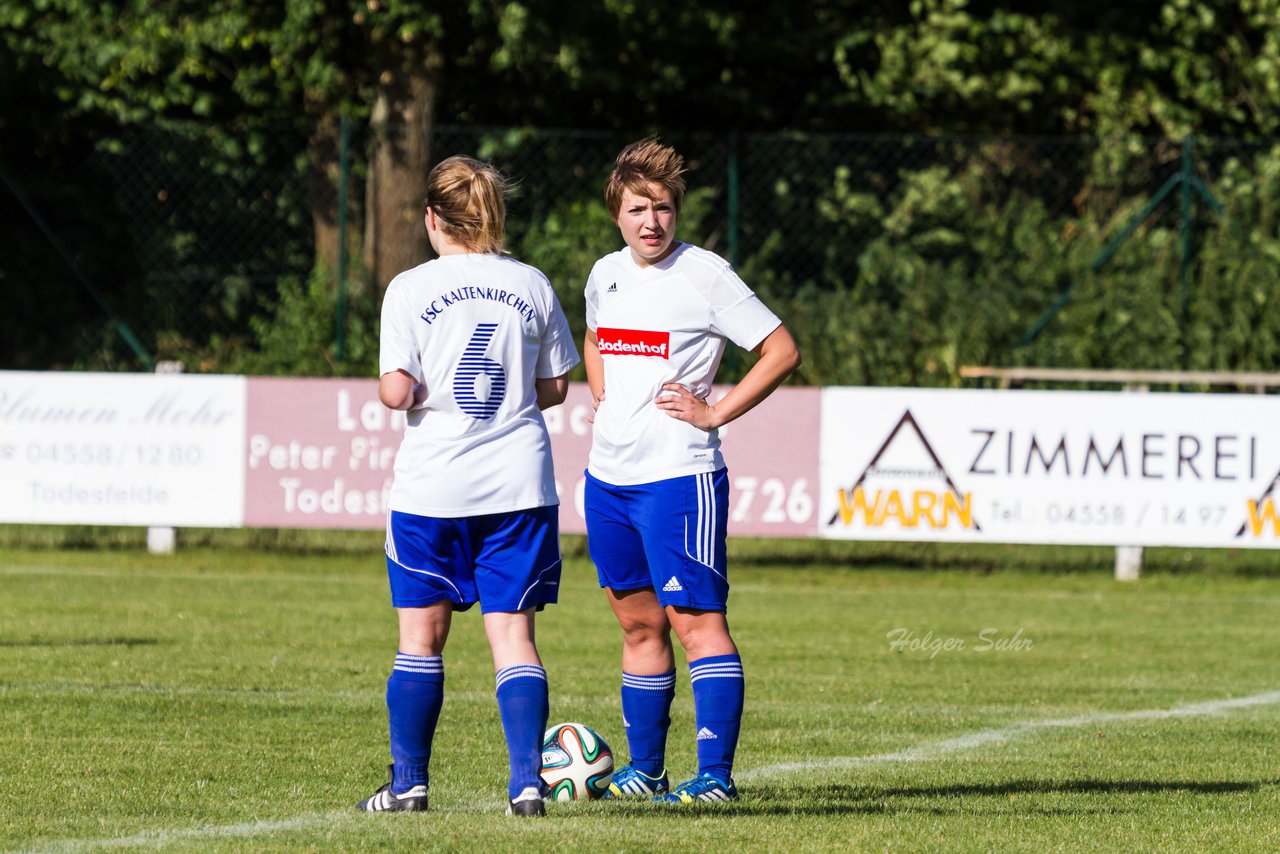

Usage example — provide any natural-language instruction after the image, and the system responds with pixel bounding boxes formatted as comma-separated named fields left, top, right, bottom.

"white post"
left=1115, top=546, right=1143, bottom=581
left=147, top=360, right=184, bottom=555
left=1115, top=382, right=1149, bottom=581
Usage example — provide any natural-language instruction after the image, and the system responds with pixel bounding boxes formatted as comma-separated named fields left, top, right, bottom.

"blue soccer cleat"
left=654, top=771, right=738, bottom=804
left=603, top=765, right=670, bottom=798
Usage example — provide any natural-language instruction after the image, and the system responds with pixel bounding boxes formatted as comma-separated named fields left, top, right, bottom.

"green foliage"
left=10, top=0, right=1280, bottom=379
left=223, top=267, right=379, bottom=378
left=751, top=139, right=1280, bottom=389
left=841, top=0, right=1280, bottom=140
left=840, top=0, right=1078, bottom=133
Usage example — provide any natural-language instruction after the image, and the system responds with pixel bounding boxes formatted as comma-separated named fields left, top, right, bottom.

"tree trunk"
left=307, top=112, right=342, bottom=281
left=365, top=40, right=441, bottom=290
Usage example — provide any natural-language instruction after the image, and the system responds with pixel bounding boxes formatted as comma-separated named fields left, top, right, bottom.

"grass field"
left=3, top=530, right=1280, bottom=852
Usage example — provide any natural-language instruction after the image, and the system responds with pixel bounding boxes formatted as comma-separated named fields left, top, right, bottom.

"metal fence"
left=5, top=124, right=1278, bottom=373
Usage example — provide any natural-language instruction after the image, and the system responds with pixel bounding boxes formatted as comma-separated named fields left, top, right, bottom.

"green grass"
left=3, top=533, right=1280, bottom=851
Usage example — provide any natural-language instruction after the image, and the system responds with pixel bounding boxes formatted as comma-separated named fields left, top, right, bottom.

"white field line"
left=738, top=689, right=1280, bottom=780
left=0, top=564, right=368, bottom=586
left=10, top=565, right=1280, bottom=607
left=24, top=689, right=1280, bottom=852
left=25, top=801, right=508, bottom=853
left=29, top=812, right=348, bottom=852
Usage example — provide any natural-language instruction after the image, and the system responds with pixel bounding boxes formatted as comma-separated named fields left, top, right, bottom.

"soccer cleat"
left=603, top=765, right=669, bottom=798
left=654, top=771, right=738, bottom=804
left=356, top=765, right=428, bottom=812
left=506, top=785, right=546, bottom=817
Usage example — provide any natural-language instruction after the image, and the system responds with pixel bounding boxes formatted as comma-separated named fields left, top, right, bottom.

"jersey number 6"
left=454, top=323, right=508, bottom=420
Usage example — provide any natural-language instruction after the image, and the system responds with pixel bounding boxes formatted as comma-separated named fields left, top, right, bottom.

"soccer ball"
left=540, top=722, right=614, bottom=801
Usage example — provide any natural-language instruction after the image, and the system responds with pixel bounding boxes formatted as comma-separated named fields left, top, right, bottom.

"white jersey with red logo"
left=381, top=253, right=580, bottom=517
left=585, top=242, right=781, bottom=485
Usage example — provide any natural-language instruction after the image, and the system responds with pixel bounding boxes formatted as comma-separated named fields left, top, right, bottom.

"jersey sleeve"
left=378, top=277, right=423, bottom=381
left=707, top=265, right=782, bottom=351
left=537, top=288, right=582, bottom=378
left=584, top=268, right=600, bottom=332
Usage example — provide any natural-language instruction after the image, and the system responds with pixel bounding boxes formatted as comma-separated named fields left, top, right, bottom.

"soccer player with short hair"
left=357, top=155, right=580, bottom=817
left=583, top=138, right=801, bottom=804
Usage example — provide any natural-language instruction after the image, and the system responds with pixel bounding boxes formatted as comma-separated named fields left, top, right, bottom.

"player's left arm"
left=656, top=324, right=801, bottom=430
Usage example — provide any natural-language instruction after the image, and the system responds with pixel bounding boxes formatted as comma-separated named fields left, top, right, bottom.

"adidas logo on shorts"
left=662, top=576, right=683, bottom=592
left=696, top=727, right=718, bottom=740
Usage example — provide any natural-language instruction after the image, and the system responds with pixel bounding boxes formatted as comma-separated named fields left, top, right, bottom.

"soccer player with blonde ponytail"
left=358, top=155, right=580, bottom=818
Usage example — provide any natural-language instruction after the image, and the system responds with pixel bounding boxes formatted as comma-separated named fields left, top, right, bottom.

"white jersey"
left=585, top=242, right=781, bottom=485
left=380, top=253, right=580, bottom=517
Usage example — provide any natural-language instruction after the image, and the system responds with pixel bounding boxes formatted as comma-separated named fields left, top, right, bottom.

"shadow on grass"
left=592, top=779, right=1274, bottom=819
left=752, top=779, right=1269, bottom=817
left=852, top=779, right=1267, bottom=798
left=0, top=636, right=160, bottom=648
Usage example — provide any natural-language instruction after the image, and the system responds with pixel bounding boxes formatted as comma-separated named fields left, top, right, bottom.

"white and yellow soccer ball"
left=540, top=722, right=614, bottom=801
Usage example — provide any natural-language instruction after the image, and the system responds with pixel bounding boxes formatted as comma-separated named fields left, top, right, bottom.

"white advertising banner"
left=819, top=387, right=1280, bottom=548
left=0, top=372, right=247, bottom=526
left=6, top=372, right=1279, bottom=550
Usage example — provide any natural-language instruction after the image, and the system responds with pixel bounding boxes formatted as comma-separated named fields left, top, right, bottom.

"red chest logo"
left=596, top=327, right=670, bottom=359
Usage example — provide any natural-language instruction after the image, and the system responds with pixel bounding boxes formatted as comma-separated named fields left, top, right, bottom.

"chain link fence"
left=6, top=123, right=1279, bottom=377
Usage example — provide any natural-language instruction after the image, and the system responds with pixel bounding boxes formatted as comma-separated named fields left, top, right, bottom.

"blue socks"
left=386, top=652, right=445, bottom=794
left=495, top=664, right=549, bottom=799
left=620, top=670, right=676, bottom=777
left=689, top=654, right=744, bottom=783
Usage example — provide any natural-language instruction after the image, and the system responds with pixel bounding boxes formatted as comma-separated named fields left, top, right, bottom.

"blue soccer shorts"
left=385, top=504, right=562, bottom=613
left=584, top=468, right=730, bottom=611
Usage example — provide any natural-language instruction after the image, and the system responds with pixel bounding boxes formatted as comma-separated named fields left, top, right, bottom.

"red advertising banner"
left=243, top=378, right=820, bottom=537
left=717, top=385, right=822, bottom=537
left=244, top=377, right=402, bottom=529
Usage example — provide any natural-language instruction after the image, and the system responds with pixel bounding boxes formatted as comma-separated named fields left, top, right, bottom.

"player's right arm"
left=377, top=275, right=429, bottom=412
left=378, top=369, right=426, bottom=411
left=583, top=329, right=605, bottom=416
left=583, top=267, right=606, bottom=417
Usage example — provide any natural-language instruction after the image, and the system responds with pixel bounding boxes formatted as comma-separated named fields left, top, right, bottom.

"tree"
left=838, top=0, right=1280, bottom=139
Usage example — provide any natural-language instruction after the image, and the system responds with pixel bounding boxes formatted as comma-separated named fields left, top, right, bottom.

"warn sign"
left=596, top=327, right=670, bottom=358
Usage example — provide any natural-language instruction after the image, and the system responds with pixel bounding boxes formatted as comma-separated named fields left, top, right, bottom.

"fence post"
left=147, top=360, right=185, bottom=554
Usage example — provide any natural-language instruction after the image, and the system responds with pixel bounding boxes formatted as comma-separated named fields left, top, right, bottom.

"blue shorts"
left=385, top=505, right=562, bottom=613
left=584, top=468, right=730, bottom=611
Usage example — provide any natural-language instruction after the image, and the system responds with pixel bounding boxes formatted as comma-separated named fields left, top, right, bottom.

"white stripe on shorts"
left=683, top=472, right=718, bottom=570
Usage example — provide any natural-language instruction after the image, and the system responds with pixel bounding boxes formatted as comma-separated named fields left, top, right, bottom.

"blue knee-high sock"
left=688, top=654, right=744, bottom=783
left=496, top=664, right=549, bottom=799
left=620, top=670, right=676, bottom=777
left=386, top=652, right=445, bottom=793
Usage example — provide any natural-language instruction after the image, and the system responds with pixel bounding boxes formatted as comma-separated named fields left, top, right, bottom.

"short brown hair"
left=604, top=137, right=686, bottom=219
left=424, top=155, right=511, bottom=254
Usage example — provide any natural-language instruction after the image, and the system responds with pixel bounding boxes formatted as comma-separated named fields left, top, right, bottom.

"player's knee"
left=672, top=617, right=735, bottom=660
left=619, top=619, right=670, bottom=651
